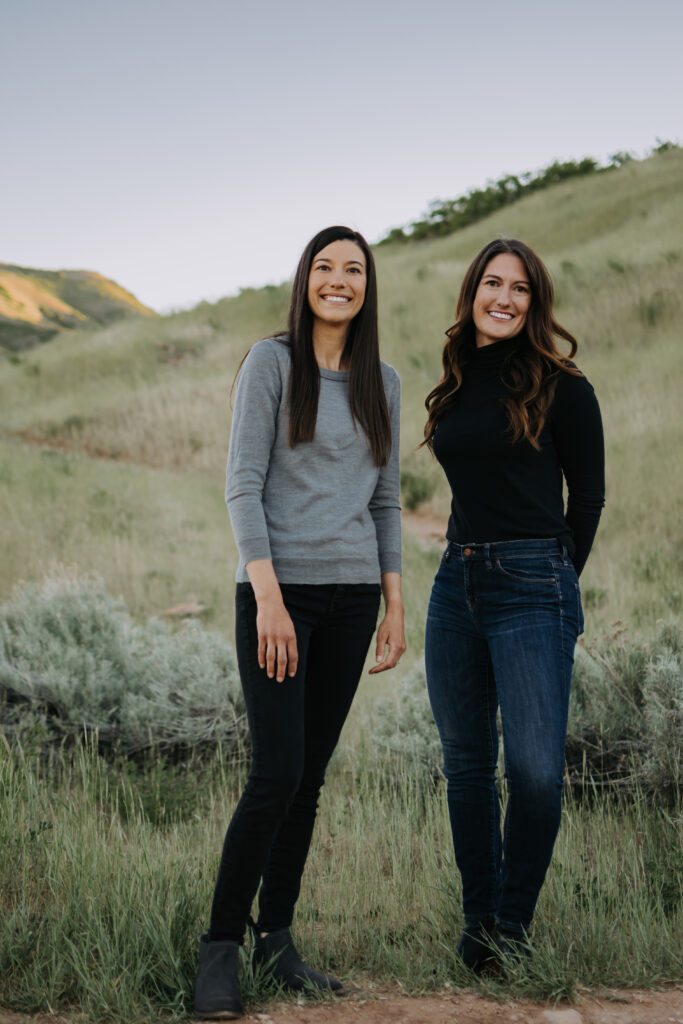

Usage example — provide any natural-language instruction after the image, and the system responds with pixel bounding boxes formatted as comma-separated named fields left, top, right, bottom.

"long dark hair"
left=424, top=237, right=581, bottom=451
left=283, top=225, right=391, bottom=467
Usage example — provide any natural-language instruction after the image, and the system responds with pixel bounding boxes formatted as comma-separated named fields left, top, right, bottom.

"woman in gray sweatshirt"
left=194, top=226, right=404, bottom=1019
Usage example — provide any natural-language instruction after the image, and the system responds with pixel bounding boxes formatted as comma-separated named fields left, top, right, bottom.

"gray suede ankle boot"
left=254, top=927, right=342, bottom=992
left=194, top=934, right=243, bottom=1019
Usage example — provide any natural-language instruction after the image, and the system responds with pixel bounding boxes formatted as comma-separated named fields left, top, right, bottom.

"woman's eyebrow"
left=484, top=274, right=529, bottom=284
left=312, top=257, right=365, bottom=267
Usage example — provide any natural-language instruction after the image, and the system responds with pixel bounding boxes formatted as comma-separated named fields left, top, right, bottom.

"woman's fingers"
left=375, top=621, right=389, bottom=663
left=383, top=636, right=406, bottom=669
left=265, top=638, right=277, bottom=678
left=370, top=641, right=403, bottom=672
left=369, top=615, right=406, bottom=674
left=256, top=610, right=298, bottom=681
left=262, top=633, right=298, bottom=682
left=286, top=635, right=299, bottom=678
left=274, top=633, right=298, bottom=682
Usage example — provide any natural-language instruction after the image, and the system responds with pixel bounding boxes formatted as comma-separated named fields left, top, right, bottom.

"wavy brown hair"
left=423, top=238, right=581, bottom=451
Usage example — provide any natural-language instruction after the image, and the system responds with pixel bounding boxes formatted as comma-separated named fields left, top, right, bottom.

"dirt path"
left=2, top=988, right=681, bottom=1024
left=403, top=511, right=447, bottom=548
left=235, top=987, right=683, bottom=1024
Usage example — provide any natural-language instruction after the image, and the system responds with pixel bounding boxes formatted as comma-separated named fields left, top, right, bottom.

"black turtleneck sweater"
left=432, top=337, right=605, bottom=575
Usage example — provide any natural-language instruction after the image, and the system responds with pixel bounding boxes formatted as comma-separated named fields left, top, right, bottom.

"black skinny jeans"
left=209, top=581, right=381, bottom=942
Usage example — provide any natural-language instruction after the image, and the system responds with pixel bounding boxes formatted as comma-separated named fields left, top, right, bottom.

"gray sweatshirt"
left=226, top=337, right=402, bottom=584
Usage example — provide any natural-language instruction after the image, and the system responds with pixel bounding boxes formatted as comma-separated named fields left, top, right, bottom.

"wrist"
left=253, top=590, right=284, bottom=607
left=380, top=571, right=402, bottom=607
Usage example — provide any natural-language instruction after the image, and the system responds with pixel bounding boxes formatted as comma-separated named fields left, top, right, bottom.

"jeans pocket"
left=575, top=582, right=585, bottom=635
left=433, top=546, right=450, bottom=582
left=494, top=558, right=556, bottom=585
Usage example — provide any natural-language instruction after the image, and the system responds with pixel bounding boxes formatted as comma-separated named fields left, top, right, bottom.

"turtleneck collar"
left=470, top=335, right=519, bottom=371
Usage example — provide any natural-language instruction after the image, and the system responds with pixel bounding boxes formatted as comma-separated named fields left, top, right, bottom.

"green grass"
left=0, top=743, right=680, bottom=1020
left=0, top=437, right=235, bottom=624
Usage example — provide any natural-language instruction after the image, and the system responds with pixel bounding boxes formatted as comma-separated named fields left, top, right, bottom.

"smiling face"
left=307, top=239, right=367, bottom=332
left=472, top=252, right=531, bottom=348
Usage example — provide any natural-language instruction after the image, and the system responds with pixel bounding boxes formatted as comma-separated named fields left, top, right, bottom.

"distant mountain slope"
left=0, top=264, right=156, bottom=352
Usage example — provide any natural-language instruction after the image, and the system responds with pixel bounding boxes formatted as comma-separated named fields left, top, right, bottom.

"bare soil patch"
left=11, top=429, right=164, bottom=468
left=403, top=511, right=447, bottom=548
left=242, top=987, right=683, bottom=1024
left=2, top=988, right=681, bottom=1024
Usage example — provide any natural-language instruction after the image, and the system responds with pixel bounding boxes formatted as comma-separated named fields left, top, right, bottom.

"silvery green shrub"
left=568, top=623, right=682, bottom=795
left=372, top=657, right=442, bottom=776
left=0, top=570, right=246, bottom=757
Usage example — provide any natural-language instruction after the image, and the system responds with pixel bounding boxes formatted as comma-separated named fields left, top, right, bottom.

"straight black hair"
left=283, top=225, right=391, bottom=467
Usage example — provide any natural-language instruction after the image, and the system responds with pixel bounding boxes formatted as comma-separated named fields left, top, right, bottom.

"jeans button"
left=464, top=547, right=473, bottom=556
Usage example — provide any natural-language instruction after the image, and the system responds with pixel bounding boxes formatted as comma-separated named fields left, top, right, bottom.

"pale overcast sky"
left=2, top=0, right=681, bottom=311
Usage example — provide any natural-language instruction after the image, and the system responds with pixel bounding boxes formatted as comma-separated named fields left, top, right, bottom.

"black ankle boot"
left=493, top=926, right=532, bottom=973
left=194, top=934, right=243, bottom=1019
left=455, top=919, right=497, bottom=973
left=254, top=927, right=342, bottom=992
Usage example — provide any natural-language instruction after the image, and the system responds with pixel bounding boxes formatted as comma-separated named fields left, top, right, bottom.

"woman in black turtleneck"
left=423, top=238, right=604, bottom=972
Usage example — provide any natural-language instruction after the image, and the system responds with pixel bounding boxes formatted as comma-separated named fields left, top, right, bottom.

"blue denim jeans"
left=425, top=538, right=583, bottom=934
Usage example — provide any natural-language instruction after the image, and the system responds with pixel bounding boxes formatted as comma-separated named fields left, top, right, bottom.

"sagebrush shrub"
left=568, top=623, right=682, bottom=795
left=372, top=657, right=442, bottom=774
left=0, top=570, right=246, bottom=757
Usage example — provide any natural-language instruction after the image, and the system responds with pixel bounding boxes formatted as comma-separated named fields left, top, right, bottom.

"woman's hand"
left=256, top=597, right=298, bottom=682
left=369, top=571, right=406, bottom=674
left=246, top=559, right=298, bottom=683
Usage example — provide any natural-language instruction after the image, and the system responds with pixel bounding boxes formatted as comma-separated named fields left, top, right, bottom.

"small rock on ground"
left=541, top=1011, right=584, bottom=1024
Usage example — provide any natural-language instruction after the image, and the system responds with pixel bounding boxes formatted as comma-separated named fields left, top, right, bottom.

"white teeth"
left=489, top=311, right=512, bottom=320
left=323, top=295, right=350, bottom=303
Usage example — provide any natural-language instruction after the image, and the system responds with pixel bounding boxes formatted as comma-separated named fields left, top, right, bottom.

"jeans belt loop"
left=561, top=543, right=569, bottom=566
left=484, top=542, right=492, bottom=570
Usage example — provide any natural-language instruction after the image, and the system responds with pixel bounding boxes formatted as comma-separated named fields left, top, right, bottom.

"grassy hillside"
left=0, top=263, right=156, bottom=352
left=1, top=148, right=681, bottom=714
